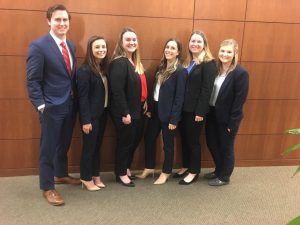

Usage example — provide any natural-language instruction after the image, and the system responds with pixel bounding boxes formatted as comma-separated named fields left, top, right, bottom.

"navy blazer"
left=214, top=64, right=249, bottom=131
left=183, top=60, right=216, bottom=117
left=108, top=57, right=141, bottom=119
left=26, top=34, right=77, bottom=109
left=77, top=65, right=106, bottom=125
left=149, top=65, right=187, bottom=125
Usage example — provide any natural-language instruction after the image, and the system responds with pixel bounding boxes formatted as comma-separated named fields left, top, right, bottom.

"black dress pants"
left=179, top=111, right=203, bottom=174
left=205, top=107, right=237, bottom=182
left=111, top=116, right=135, bottom=176
left=80, top=110, right=107, bottom=181
left=127, top=104, right=145, bottom=169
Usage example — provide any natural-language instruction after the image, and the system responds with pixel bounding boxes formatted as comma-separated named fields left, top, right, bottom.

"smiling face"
left=122, top=31, right=138, bottom=57
left=92, top=39, right=107, bottom=61
left=48, top=10, right=69, bottom=39
left=189, top=33, right=204, bottom=57
left=164, top=40, right=179, bottom=63
left=218, top=44, right=235, bottom=67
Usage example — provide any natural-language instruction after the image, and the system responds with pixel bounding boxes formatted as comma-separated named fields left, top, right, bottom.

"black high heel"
left=178, top=174, right=199, bottom=185
left=172, top=170, right=188, bottom=179
left=116, top=176, right=135, bottom=187
left=128, top=175, right=136, bottom=180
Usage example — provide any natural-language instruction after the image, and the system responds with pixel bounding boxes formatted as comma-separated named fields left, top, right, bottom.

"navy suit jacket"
left=77, top=65, right=106, bottom=125
left=214, top=64, right=249, bottom=131
left=26, top=33, right=77, bottom=110
left=149, top=65, right=187, bottom=125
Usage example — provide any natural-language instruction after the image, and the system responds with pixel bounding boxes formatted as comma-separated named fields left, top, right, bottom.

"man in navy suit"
left=26, top=4, right=79, bottom=206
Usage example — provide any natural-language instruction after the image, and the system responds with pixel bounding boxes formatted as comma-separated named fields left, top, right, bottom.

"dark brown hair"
left=46, top=4, right=71, bottom=20
left=82, top=35, right=108, bottom=76
left=156, top=38, right=182, bottom=84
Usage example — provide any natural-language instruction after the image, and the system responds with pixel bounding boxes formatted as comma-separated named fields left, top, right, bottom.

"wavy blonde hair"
left=183, top=30, right=214, bottom=68
left=217, top=39, right=238, bottom=75
left=111, top=27, right=144, bottom=74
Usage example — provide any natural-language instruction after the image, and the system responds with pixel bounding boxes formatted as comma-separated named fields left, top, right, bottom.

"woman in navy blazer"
left=205, top=39, right=249, bottom=186
left=173, top=31, right=217, bottom=185
left=77, top=36, right=109, bottom=191
left=137, top=38, right=187, bottom=184
left=109, top=28, right=148, bottom=187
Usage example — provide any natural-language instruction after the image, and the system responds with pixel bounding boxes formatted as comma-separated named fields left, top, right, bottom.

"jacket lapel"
left=47, top=34, right=72, bottom=77
left=216, top=71, right=234, bottom=102
left=188, top=63, right=199, bottom=76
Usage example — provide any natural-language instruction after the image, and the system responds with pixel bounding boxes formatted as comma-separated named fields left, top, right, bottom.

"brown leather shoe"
left=54, top=175, right=81, bottom=185
left=43, top=190, right=64, bottom=206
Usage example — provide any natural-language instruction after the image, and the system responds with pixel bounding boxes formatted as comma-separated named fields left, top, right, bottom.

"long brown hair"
left=111, top=27, right=144, bottom=74
left=183, top=30, right=214, bottom=68
left=82, top=35, right=108, bottom=76
left=156, top=38, right=182, bottom=85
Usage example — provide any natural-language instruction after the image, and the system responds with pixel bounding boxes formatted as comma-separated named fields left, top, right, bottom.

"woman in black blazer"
left=173, top=31, right=217, bottom=185
left=205, top=39, right=249, bottom=186
left=137, top=38, right=187, bottom=184
left=78, top=35, right=109, bottom=191
left=109, top=28, right=148, bottom=187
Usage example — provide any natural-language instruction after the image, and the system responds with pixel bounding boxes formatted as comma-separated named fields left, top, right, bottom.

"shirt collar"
left=49, top=31, right=67, bottom=47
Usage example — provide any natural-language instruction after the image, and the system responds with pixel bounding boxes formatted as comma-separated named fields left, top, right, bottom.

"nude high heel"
left=154, top=173, right=170, bottom=185
left=136, top=168, right=155, bottom=179
left=81, top=179, right=100, bottom=191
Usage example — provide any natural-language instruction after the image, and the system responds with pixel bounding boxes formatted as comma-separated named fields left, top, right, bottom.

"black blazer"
left=77, top=65, right=106, bottom=125
left=149, top=65, right=187, bottom=125
left=183, top=60, right=217, bottom=117
left=214, top=64, right=249, bottom=131
left=108, top=57, right=141, bottom=119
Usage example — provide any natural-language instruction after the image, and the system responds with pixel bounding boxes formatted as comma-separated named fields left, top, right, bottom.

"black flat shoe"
left=204, top=172, right=217, bottom=180
left=178, top=174, right=199, bottom=185
left=172, top=170, right=188, bottom=179
left=116, top=176, right=135, bottom=187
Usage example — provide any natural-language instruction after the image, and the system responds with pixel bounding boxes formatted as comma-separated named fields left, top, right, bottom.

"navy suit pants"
left=80, top=110, right=107, bottom=181
left=205, top=107, right=237, bottom=182
left=39, top=97, right=76, bottom=190
left=144, top=102, right=176, bottom=174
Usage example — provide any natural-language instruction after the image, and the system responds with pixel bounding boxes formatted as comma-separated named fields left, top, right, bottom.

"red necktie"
left=60, top=42, right=72, bottom=76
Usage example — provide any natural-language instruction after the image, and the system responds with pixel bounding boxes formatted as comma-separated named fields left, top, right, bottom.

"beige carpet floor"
left=0, top=166, right=299, bottom=225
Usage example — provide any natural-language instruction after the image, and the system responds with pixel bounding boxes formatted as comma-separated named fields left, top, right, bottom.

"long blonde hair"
left=183, top=30, right=214, bottom=68
left=111, top=27, right=144, bottom=74
left=217, top=39, right=238, bottom=75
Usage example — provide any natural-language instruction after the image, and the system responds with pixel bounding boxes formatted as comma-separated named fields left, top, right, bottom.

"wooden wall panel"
left=243, top=62, right=300, bottom=100
left=235, top=135, right=300, bottom=160
left=195, top=0, right=247, bottom=21
left=0, top=0, right=194, bottom=19
left=70, top=14, right=193, bottom=59
left=193, top=20, right=244, bottom=56
left=242, top=22, right=300, bottom=62
left=0, top=100, right=39, bottom=139
left=0, top=10, right=47, bottom=56
left=246, top=0, right=300, bottom=23
left=0, top=56, right=27, bottom=99
left=0, top=10, right=192, bottom=58
left=240, top=100, right=300, bottom=134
